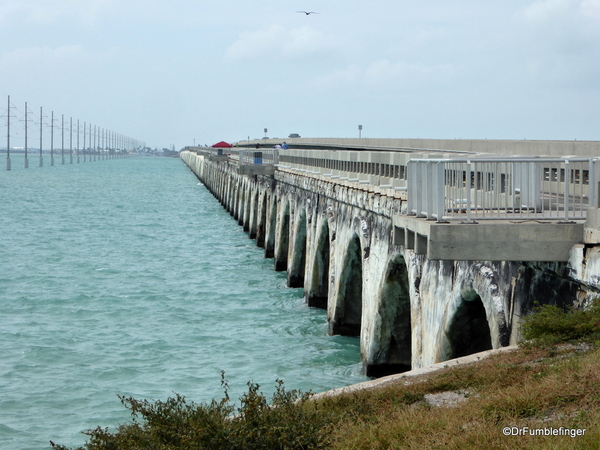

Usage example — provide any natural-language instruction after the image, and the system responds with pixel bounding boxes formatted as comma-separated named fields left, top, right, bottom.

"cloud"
left=522, top=0, right=578, bottom=21
left=516, top=0, right=600, bottom=77
left=522, top=0, right=600, bottom=21
left=310, top=60, right=457, bottom=90
left=310, top=64, right=362, bottom=87
left=226, top=25, right=338, bottom=62
left=0, top=44, right=85, bottom=68
left=581, top=0, right=600, bottom=18
left=0, top=0, right=115, bottom=26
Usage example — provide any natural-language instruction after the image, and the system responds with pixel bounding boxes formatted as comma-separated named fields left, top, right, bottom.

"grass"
left=54, top=303, right=600, bottom=450
left=312, top=344, right=600, bottom=449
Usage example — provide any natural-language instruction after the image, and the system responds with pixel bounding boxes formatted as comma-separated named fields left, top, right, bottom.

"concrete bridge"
left=180, top=138, right=600, bottom=377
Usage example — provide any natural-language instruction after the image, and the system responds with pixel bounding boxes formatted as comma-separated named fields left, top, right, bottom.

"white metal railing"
left=190, top=146, right=411, bottom=191
left=407, top=157, right=597, bottom=222
left=238, top=149, right=279, bottom=166
left=276, top=148, right=410, bottom=191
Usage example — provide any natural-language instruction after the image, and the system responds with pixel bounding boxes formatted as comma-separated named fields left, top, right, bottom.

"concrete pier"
left=181, top=143, right=600, bottom=377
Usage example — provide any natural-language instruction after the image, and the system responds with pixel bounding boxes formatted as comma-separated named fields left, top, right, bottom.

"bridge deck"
left=184, top=146, right=597, bottom=262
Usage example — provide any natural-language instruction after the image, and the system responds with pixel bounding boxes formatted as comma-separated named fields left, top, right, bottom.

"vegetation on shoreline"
left=54, top=302, right=600, bottom=450
left=520, top=299, right=600, bottom=346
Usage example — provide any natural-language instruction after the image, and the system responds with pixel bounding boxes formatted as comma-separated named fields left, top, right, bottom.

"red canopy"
left=212, top=141, right=232, bottom=148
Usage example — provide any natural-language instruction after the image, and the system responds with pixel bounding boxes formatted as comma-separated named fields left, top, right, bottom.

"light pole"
left=358, top=124, right=362, bottom=138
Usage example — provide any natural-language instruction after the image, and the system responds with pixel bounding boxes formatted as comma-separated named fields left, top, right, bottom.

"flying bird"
left=297, top=11, right=318, bottom=15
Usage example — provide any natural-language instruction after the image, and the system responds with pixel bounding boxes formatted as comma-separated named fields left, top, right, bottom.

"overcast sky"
left=1, top=0, right=599, bottom=149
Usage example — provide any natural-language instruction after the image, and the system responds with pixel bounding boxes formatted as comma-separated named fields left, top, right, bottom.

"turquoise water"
left=0, top=155, right=367, bottom=450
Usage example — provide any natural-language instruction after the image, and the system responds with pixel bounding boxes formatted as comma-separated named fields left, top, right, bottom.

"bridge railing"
left=276, top=149, right=412, bottom=191
left=238, top=149, right=279, bottom=166
left=408, top=157, right=597, bottom=222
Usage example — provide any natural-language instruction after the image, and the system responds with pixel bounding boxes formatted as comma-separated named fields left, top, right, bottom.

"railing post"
left=407, top=160, right=416, bottom=215
left=436, top=161, right=448, bottom=222
left=417, top=162, right=428, bottom=217
left=461, top=160, right=477, bottom=223
left=466, top=160, right=472, bottom=222
left=589, top=158, right=597, bottom=210
left=423, top=161, right=431, bottom=218
left=563, top=159, right=571, bottom=222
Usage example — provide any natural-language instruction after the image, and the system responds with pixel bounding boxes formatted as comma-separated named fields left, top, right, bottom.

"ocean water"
left=0, top=155, right=367, bottom=450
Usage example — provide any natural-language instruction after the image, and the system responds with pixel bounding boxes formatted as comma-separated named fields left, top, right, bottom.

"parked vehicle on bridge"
left=288, top=133, right=301, bottom=138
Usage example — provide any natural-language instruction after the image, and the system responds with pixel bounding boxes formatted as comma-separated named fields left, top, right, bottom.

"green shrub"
left=57, top=374, right=331, bottom=450
left=521, top=299, right=600, bottom=346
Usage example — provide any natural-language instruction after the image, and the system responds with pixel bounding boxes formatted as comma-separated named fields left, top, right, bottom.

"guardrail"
left=407, top=157, right=597, bottom=222
left=184, top=147, right=430, bottom=192
left=183, top=149, right=598, bottom=220
left=276, top=148, right=411, bottom=191
left=238, top=149, right=279, bottom=166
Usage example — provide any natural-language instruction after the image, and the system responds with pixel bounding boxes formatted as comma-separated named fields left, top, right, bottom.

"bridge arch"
left=182, top=150, right=586, bottom=374
left=367, top=253, right=412, bottom=377
left=230, top=180, right=238, bottom=218
left=288, top=207, right=307, bottom=288
left=306, top=217, right=330, bottom=309
left=235, top=180, right=244, bottom=223
left=225, top=177, right=234, bottom=214
left=444, top=290, right=493, bottom=360
left=264, top=194, right=277, bottom=258
left=220, top=169, right=227, bottom=200
left=248, top=188, right=259, bottom=238
left=329, top=233, right=363, bottom=336
left=274, top=199, right=290, bottom=271
left=242, top=183, right=252, bottom=230
left=256, top=191, right=268, bottom=248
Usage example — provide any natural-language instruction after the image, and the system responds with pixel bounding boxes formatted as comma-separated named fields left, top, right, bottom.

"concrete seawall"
left=181, top=150, right=600, bottom=377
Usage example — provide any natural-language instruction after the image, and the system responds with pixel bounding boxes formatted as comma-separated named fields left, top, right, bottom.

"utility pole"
left=39, top=106, right=43, bottom=167
left=76, top=119, right=80, bottom=163
left=90, top=123, right=93, bottom=160
left=83, top=121, right=86, bottom=163
left=61, top=114, right=65, bottom=165
left=69, top=117, right=73, bottom=164
left=91, top=123, right=95, bottom=161
left=24, top=102, right=29, bottom=169
left=50, top=111, right=55, bottom=166
left=6, top=96, right=11, bottom=170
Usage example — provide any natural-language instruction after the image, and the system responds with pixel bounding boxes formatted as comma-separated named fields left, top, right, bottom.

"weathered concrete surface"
left=180, top=151, right=597, bottom=377
left=394, top=215, right=584, bottom=262
left=309, top=346, right=519, bottom=400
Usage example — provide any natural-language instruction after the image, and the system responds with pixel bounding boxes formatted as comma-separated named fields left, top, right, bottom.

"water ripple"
left=0, top=157, right=367, bottom=449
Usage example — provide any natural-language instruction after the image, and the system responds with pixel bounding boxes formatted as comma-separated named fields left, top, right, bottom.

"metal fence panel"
left=408, top=157, right=594, bottom=222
